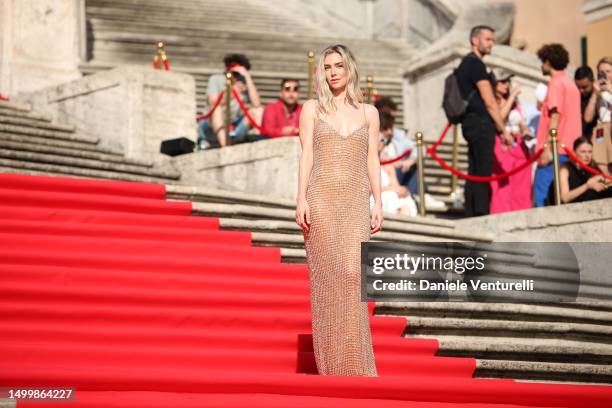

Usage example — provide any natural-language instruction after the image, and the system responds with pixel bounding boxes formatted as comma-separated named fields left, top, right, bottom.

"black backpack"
left=442, top=68, right=476, bottom=124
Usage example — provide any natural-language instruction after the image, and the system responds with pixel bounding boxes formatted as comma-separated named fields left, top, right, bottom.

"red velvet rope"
left=196, top=91, right=225, bottom=122
left=431, top=122, right=452, bottom=151
left=428, top=146, right=544, bottom=182
left=231, top=88, right=264, bottom=134
left=0, top=94, right=8, bottom=101
left=162, top=59, right=170, bottom=71
left=563, top=145, right=612, bottom=180
left=380, top=148, right=413, bottom=165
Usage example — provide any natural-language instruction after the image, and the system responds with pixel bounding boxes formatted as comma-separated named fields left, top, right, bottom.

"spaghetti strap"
left=362, top=102, right=367, bottom=125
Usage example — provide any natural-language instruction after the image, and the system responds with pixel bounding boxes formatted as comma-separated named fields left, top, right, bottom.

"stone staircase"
left=377, top=301, right=612, bottom=384
left=82, top=0, right=411, bottom=126
left=0, top=100, right=180, bottom=183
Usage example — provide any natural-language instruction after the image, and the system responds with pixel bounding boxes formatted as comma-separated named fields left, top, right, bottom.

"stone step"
left=89, top=24, right=413, bottom=61
left=192, top=200, right=449, bottom=229
left=0, top=139, right=153, bottom=167
left=195, top=75, right=403, bottom=88
left=170, top=185, right=459, bottom=229
left=87, top=5, right=304, bottom=24
left=475, top=359, right=612, bottom=384
left=376, top=302, right=612, bottom=326
left=0, top=162, right=176, bottom=184
left=246, top=227, right=469, bottom=249
left=188, top=202, right=493, bottom=243
left=0, top=113, right=76, bottom=133
left=182, top=193, right=474, bottom=234
left=0, top=149, right=180, bottom=179
left=220, top=216, right=492, bottom=242
left=87, top=7, right=321, bottom=35
left=0, top=132, right=123, bottom=156
left=402, top=316, right=612, bottom=345
left=0, top=100, right=31, bottom=112
left=425, top=335, right=612, bottom=365
left=279, top=247, right=306, bottom=264
left=0, top=123, right=98, bottom=144
left=0, top=108, right=54, bottom=123
left=86, top=10, right=406, bottom=47
left=88, top=49, right=404, bottom=77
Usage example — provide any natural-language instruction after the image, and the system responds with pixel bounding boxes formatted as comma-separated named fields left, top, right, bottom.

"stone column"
left=0, top=0, right=83, bottom=96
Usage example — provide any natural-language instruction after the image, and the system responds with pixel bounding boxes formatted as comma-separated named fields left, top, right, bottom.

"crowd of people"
left=198, top=38, right=612, bottom=217
left=455, top=25, right=611, bottom=217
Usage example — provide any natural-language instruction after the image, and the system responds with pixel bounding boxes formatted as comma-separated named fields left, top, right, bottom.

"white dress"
left=370, top=168, right=417, bottom=216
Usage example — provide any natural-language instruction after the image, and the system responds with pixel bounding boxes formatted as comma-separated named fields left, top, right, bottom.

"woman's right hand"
left=587, top=176, right=606, bottom=192
left=296, top=198, right=311, bottom=232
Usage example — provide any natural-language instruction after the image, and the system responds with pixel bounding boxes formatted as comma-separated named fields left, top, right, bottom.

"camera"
left=598, top=71, right=607, bottom=81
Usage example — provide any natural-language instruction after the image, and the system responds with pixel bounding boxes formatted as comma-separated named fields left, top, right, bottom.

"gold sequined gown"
left=303, top=107, right=378, bottom=376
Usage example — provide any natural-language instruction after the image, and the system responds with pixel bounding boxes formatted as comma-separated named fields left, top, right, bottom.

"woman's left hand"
left=371, top=204, right=383, bottom=234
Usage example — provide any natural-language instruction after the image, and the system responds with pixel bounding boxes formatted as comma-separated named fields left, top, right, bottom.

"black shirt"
left=581, top=92, right=598, bottom=139
left=547, top=162, right=612, bottom=204
left=456, top=52, right=492, bottom=120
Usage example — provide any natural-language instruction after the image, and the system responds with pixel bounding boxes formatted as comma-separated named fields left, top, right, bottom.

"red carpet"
left=0, top=172, right=610, bottom=407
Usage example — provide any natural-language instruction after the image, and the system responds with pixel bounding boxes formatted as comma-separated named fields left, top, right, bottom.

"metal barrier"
left=365, top=75, right=374, bottom=104
left=416, top=131, right=426, bottom=216
left=224, top=72, right=233, bottom=146
left=550, top=128, right=561, bottom=206
left=307, top=51, right=315, bottom=100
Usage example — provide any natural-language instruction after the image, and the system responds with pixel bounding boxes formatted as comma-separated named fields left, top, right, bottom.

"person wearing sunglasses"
left=261, top=79, right=303, bottom=138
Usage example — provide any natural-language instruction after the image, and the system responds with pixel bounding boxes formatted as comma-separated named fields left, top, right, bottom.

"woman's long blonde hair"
left=315, top=44, right=363, bottom=114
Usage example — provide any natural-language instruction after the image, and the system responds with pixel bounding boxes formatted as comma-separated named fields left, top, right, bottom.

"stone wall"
left=0, top=0, right=84, bottom=96
left=455, top=197, right=612, bottom=242
left=19, top=66, right=197, bottom=163
left=173, top=137, right=301, bottom=199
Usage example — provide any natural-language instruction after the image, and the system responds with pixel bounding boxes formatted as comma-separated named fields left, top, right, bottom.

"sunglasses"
left=283, top=86, right=299, bottom=92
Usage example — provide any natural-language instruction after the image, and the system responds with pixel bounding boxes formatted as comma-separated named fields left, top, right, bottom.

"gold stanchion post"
left=416, top=131, right=426, bottom=216
left=366, top=75, right=374, bottom=104
left=224, top=72, right=233, bottom=146
left=449, top=124, right=460, bottom=201
left=307, top=51, right=315, bottom=100
left=550, top=128, right=562, bottom=205
left=153, top=42, right=168, bottom=70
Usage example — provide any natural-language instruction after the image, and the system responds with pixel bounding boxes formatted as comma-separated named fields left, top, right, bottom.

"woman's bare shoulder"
left=302, top=99, right=319, bottom=112
left=362, top=103, right=379, bottom=123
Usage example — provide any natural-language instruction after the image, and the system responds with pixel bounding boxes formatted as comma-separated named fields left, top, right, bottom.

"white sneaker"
left=424, top=193, right=446, bottom=209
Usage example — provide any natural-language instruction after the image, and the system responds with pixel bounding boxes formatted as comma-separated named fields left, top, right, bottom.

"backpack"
left=442, top=69, right=476, bottom=124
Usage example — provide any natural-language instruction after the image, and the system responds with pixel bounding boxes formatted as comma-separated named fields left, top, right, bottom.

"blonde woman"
left=295, top=44, right=382, bottom=376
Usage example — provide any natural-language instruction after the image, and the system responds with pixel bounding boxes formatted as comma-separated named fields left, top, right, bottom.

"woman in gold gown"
left=295, top=44, right=383, bottom=376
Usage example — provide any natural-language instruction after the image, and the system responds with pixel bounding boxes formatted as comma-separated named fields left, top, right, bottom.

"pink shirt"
left=536, top=71, right=581, bottom=156
left=261, top=100, right=302, bottom=138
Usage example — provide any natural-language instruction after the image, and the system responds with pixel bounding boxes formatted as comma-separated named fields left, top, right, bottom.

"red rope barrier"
left=196, top=91, right=225, bottom=122
left=232, top=88, right=264, bottom=134
left=380, top=148, right=413, bottom=165
left=163, top=59, right=170, bottom=71
left=0, top=94, right=8, bottom=101
left=431, top=122, right=452, bottom=151
left=562, top=146, right=612, bottom=180
left=428, top=146, right=544, bottom=182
